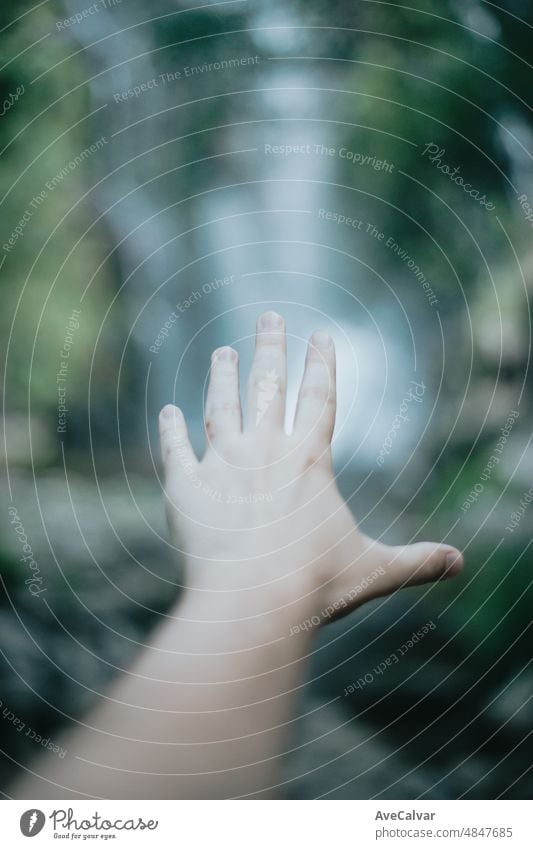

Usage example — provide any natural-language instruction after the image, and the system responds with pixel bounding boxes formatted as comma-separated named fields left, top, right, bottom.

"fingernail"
left=161, top=404, right=177, bottom=420
left=443, top=550, right=463, bottom=578
left=258, top=311, right=283, bottom=330
left=311, top=330, right=331, bottom=347
left=212, top=346, right=236, bottom=363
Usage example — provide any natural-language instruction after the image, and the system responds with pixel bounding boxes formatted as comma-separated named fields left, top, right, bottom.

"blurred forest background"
left=0, top=0, right=532, bottom=798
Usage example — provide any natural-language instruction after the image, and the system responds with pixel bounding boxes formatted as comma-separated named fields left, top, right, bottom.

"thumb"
left=347, top=538, right=464, bottom=606
left=320, top=537, right=464, bottom=622
left=373, top=541, right=464, bottom=598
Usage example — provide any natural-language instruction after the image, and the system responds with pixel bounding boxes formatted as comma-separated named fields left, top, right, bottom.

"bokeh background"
left=0, top=0, right=532, bottom=799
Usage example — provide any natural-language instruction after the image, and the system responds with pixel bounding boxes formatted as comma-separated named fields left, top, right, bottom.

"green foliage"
left=0, top=2, right=110, bottom=411
left=340, top=1, right=519, bottom=294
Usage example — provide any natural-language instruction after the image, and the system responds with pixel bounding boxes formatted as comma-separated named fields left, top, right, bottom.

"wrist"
left=184, top=549, right=318, bottom=601
left=169, top=563, right=320, bottom=648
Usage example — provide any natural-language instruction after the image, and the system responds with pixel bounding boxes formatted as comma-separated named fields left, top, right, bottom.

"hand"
left=159, top=311, right=463, bottom=626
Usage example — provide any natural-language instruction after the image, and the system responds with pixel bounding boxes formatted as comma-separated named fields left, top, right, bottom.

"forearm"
left=11, top=572, right=316, bottom=800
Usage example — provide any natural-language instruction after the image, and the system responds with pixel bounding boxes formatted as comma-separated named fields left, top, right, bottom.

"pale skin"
left=12, top=311, right=463, bottom=799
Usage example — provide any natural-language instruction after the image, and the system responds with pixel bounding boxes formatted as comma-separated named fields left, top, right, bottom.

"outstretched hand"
left=159, top=311, right=463, bottom=625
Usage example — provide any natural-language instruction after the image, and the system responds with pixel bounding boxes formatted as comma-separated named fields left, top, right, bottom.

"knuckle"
left=205, top=403, right=241, bottom=434
left=251, top=351, right=284, bottom=375
left=223, top=437, right=244, bottom=463
left=303, top=444, right=331, bottom=469
left=205, top=418, right=215, bottom=439
left=300, top=384, right=334, bottom=403
left=249, top=373, right=284, bottom=395
left=255, top=334, right=284, bottom=349
left=209, top=399, right=241, bottom=415
left=296, top=431, right=329, bottom=463
left=211, top=362, right=237, bottom=377
left=163, top=434, right=189, bottom=461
